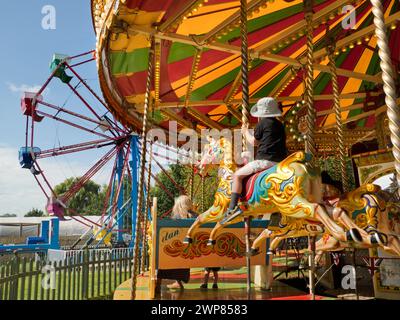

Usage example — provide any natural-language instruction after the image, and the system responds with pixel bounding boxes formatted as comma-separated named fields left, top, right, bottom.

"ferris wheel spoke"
left=37, top=138, right=116, bottom=158
left=61, top=146, right=119, bottom=203
left=67, top=57, right=96, bottom=69
left=36, top=100, right=125, bottom=136
left=64, top=61, right=109, bottom=110
left=108, top=143, right=132, bottom=228
left=35, top=110, right=116, bottom=140
left=31, top=160, right=57, bottom=198
left=101, top=155, right=119, bottom=220
left=66, top=82, right=103, bottom=122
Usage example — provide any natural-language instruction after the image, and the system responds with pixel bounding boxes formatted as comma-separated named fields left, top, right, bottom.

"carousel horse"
left=249, top=184, right=400, bottom=260
left=183, top=137, right=373, bottom=247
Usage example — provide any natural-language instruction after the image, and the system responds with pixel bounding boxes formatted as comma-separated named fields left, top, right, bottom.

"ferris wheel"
left=19, top=51, right=141, bottom=248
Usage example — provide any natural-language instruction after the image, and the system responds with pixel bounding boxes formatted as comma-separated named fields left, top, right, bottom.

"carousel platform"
left=114, top=268, right=337, bottom=300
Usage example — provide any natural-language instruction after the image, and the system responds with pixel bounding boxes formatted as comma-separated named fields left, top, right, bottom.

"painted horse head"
left=198, top=136, right=236, bottom=177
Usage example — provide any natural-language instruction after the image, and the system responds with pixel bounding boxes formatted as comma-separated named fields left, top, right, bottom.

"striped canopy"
left=92, top=0, right=400, bottom=149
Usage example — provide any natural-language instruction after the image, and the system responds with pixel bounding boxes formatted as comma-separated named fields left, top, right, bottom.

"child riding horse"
left=222, top=97, right=288, bottom=224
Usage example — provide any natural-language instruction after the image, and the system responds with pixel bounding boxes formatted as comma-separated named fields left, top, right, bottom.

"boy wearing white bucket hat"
left=222, top=97, right=288, bottom=223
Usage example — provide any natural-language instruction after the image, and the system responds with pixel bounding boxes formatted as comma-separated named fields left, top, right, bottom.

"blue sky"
left=0, top=1, right=115, bottom=215
left=0, top=1, right=97, bottom=147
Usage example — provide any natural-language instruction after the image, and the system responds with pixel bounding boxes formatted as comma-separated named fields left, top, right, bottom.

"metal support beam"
left=116, top=148, right=124, bottom=243
left=154, top=92, right=382, bottom=109
left=255, top=0, right=355, bottom=54
left=200, top=0, right=265, bottom=43
left=158, top=0, right=204, bottom=33
left=126, top=25, right=381, bottom=83
left=185, top=48, right=203, bottom=107
left=312, top=11, right=400, bottom=61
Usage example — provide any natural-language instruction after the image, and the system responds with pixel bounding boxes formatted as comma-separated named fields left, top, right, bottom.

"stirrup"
left=220, top=206, right=243, bottom=225
left=266, top=248, right=276, bottom=255
left=246, top=247, right=260, bottom=257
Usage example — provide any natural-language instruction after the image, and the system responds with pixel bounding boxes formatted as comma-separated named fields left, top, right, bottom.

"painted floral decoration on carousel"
left=164, top=232, right=245, bottom=260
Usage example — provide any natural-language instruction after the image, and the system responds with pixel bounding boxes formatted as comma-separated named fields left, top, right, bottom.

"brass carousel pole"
left=328, top=42, right=349, bottom=193
left=141, top=140, right=153, bottom=274
left=131, top=38, right=155, bottom=300
left=304, top=0, right=317, bottom=165
left=187, top=122, right=196, bottom=202
left=201, top=174, right=205, bottom=212
left=304, top=0, right=316, bottom=300
left=371, top=0, right=400, bottom=194
left=190, top=155, right=195, bottom=201
left=328, top=38, right=358, bottom=298
left=240, top=0, right=252, bottom=299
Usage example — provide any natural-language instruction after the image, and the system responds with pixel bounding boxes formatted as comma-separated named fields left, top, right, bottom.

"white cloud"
left=6, top=83, right=51, bottom=98
left=7, top=82, right=42, bottom=94
left=0, top=146, right=110, bottom=217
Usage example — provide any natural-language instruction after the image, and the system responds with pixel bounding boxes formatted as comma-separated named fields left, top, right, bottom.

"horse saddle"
left=240, top=164, right=278, bottom=202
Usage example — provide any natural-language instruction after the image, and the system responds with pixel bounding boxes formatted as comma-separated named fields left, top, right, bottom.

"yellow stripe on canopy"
left=110, top=10, right=164, bottom=53
left=177, top=1, right=239, bottom=36
left=323, top=1, right=396, bottom=127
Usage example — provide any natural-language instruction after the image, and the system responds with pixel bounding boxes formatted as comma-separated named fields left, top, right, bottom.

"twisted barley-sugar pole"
left=141, top=141, right=153, bottom=274
left=131, top=39, right=155, bottom=300
left=240, top=0, right=250, bottom=146
left=303, top=0, right=316, bottom=301
left=190, top=156, right=195, bottom=201
left=371, top=0, right=400, bottom=194
left=304, top=0, right=317, bottom=168
left=201, top=174, right=205, bottom=212
left=240, top=0, right=252, bottom=299
left=328, top=44, right=349, bottom=193
left=188, top=122, right=196, bottom=201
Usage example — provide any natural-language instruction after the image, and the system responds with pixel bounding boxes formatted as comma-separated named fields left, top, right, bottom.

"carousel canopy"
left=92, top=0, right=400, bottom=151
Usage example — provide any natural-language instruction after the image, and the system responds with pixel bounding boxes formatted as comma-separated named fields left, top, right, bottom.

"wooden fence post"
left=149, top=197, right=158, bottom=300
left=82, top=249, right=89, bottom=300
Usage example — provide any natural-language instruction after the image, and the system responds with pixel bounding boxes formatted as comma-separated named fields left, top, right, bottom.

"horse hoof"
left=346, top=228, right=362, bottom=243
left=370, top=232, right=388, bottom=246
left=207, top=239, right=216, bottom=246
left=267, top=249, right=276, bottom=256
left=246, top=248, right=260, bottom=257
left=183, top=237, right=193, bottom=244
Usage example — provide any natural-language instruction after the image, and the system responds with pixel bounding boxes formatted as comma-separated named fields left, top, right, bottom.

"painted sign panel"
left=156, top=219, right=269, bottom=269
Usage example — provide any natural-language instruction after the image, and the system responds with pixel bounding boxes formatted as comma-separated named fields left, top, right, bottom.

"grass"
left=1, top=261, right=133, bottom=300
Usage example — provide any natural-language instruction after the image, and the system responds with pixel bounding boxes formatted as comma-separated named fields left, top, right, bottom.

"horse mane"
left=219, top=137, right=235, bottom=168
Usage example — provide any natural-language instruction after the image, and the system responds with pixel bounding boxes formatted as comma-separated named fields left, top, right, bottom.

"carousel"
left=90, top=0, right=400, bottom=300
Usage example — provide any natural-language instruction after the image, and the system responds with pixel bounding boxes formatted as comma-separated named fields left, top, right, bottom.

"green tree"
left=149, top=164, right=218, bottom=217
left=0, top=213, right=17, bottom=217
left=25, top=208, right=45, bottom=217
left=54, top=178, right=107, bottom=216
left=149, top=164, right=189, bottom=216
